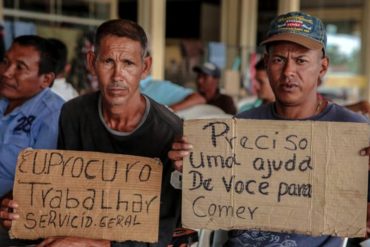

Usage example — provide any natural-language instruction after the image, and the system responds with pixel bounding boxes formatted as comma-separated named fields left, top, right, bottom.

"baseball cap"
left=260, top=11, right=327, bottom=52
left=193, top=62, right=221, bottom=78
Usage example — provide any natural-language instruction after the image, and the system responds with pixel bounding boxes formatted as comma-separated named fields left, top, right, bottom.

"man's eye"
left=296, top=59, right=307, bottom=64
left=16, top=64, right=25, bottom=70
left=272, top=57, right=284, bottom=63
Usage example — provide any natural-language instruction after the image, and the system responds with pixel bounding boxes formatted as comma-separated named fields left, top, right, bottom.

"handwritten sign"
left=10, top=149, right=162, bottom=243
left=182, top=119, right=369, bottom=237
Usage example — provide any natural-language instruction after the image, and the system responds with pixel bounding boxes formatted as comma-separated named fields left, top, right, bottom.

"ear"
left=40, top=72, right=56, bottom=89
left=319, top=56, right=329, bottom=79
left=86, top=50, right=97, bottom=76
left=140, top=55, right=152, bottom=80
left=64, top=63, right=72, bottom=77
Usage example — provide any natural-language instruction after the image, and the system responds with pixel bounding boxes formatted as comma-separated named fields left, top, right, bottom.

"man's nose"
left=2, top=64, right=14, bottom=78
left=282, top=59, right=296, bottom=78
left=113, top=64, right=124, bottom=81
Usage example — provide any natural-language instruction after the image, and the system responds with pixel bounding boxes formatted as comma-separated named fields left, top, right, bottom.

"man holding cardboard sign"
left=0, top=35, right=65, bottom=246
left=169, top=11, right=369, bottom=246
left=1, top=19, right=182, bottom=247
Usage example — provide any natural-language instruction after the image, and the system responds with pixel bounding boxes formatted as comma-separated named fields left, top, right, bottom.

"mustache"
left=108, top=81, right=128, bottom=90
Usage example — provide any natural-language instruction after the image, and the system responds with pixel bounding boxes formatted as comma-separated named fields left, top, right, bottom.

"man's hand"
left=168, top=136, right=193, bottom=172
left=0, top=198, right=19, bottom=229
left=36, top=237, right=110, bottom=247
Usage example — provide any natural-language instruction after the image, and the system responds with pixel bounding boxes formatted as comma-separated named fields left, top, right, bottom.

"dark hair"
left=48, top=38, right=67, bottom=75
left=255, top=58, right=265, bottom=71
left=12, top=35, right=57, bottom=75
left=94, top=19, right=148, bottom=58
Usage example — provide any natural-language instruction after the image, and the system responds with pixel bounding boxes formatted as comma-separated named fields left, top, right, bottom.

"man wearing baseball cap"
left=193, top=62, right=237, bottom=115
left=168, top=11, right=370, bottom=246
left=229, top=11, right=370, bottom=246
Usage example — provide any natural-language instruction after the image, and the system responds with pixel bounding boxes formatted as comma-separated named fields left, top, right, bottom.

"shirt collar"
left=0, top=88, right=49, bottom=117
left=53, top=77, right=66, bottom=84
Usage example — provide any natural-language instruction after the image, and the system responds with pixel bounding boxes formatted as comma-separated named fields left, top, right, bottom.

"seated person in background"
left=239, top=58, right=275, bottom=112
left=140, top=75, right=205, bottom=112
left=0, top=35, right=64, bottom=245
left=0, top=35, right=64, bottom=198
left=48, top=38, right=79, bottom=101
left=193, top=62, right=237, bottom=115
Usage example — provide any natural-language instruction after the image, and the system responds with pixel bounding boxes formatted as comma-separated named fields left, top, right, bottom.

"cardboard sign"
left=10, top=149, right=163, bottom=243
left=182, top=119, right=369, bottom=237
left=223, top=70, right=240, bottom=96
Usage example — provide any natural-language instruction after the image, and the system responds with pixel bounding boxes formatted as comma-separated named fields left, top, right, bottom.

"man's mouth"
left=280, top=83, right=298, bottom=92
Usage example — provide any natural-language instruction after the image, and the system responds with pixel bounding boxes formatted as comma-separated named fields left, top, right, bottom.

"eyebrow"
left=271, top=53, right=309, bottom=59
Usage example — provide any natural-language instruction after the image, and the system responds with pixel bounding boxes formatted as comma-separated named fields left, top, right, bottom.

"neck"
left=101, top=94, right=146, bottom=132
left=275, top=96, right=324, bottom=119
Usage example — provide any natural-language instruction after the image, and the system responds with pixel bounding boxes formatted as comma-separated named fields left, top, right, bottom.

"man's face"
left=0, top=44, right=48, bottom=106
left=88, top=35, right=150, bottom=107
left=254, top=69, right=275, bottom=102
left=265, top=42, right=328, bottom=107
left=196, top=73, right=218, bottom=100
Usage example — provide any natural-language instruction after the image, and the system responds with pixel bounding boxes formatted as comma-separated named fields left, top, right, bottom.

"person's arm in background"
left=170, top=92, right=206, bottom=112
left=141, top=77, right=205, bottom=111
left=345, top=100, right=370, bottom=116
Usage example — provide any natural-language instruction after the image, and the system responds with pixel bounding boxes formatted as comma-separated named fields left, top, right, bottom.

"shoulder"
left=23, top=90, right=64, bottom=130
left=63, top=92, right=97, bottom=108
left=149, top=98, right=183, bottom=133
left=321, top=103, right=369, bottom=123
left=61, top=92, right=98, bottom=118
left=37, top=89, right=64, bottom=114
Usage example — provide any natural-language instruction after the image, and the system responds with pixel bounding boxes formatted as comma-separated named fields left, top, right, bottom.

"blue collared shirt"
left=0, top=88, right=64, bottom=197
left=140, top=76, right=193, bottom=106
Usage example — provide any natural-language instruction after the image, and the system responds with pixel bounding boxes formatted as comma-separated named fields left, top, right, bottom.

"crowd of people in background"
left=0, top=10, right=369, bottom=247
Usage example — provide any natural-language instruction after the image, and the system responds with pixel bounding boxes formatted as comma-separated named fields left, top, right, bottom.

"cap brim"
left=260, top=33, right=323, bottom=50
left=193, top=66, right=213, bottom=76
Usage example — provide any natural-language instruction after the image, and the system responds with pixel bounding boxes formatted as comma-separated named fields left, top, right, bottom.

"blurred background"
left=0, top=0, right=368, bottom=105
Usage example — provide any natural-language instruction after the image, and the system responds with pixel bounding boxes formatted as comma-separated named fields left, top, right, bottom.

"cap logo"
left=277, top=17, right=313, bottom=34
left=261, top=11, right=327, bottom=50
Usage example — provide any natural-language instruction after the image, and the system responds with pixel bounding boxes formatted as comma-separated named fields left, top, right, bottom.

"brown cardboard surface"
left=182, top=119, right=369, bottom=237
left=10, top=149, right=163, bottom=243
left=223, top=70, right=240, bottom=96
